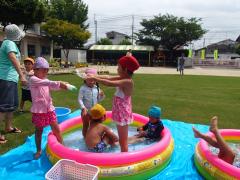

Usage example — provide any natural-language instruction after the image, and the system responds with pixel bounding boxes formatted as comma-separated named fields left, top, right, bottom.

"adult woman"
left=0, top=24, right=27, bottom=144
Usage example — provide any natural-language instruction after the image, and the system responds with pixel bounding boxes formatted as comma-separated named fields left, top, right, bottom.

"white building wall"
left=61, top=49, right=87, bottom=63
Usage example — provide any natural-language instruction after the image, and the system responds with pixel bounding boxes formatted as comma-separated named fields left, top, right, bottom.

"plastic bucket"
left=55, top=107, right=71, bottom=123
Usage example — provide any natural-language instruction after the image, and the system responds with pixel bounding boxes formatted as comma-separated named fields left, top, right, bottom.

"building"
left=106, top=31, right=130, bottom=45
left=0, top=24, right=53, bottom=60
left=195, top=39, right=240, bottom=60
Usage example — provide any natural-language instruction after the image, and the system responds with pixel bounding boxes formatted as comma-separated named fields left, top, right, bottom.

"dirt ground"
left=88, top=65, right=240, bottom=77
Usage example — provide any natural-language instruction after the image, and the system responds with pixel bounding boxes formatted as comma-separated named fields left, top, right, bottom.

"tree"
left=118, top=39, right=132, bottom=45
left=97, top=38, right=113, bottom=45
left=41, top=19, right=91, bottom=63
left=136, top=14, right=207, bottom=51
left=48, top=0, right=88, bottom=29
left=0, top=0, right=47, bottom=30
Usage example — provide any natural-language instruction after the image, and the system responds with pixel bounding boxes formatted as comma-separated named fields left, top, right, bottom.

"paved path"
left=88, top=65, right=240, bottom=77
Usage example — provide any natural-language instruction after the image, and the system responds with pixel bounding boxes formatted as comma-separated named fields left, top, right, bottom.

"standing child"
left=78, top=68, right=105, bottom=138
left=19, top=57, right=34, bottom=112
left=128, top=106, right=164, bottom=144
left=85, top=104, right=118, bottom=152
left=30, top=57, right=76, bottom=159
left=86, top=55, right=140, bottom=152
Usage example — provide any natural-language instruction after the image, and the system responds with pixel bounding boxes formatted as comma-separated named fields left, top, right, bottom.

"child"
left=19, top=57, right=34, bottom=112
left=78, top=68, right=105, bottom=138
left=86, top=55, right=140, bottom=152
left=192, top=116, right=236, bottom=165
left=85, top=103, right=118, bottom=152
left=30, top=57, right=76, bottom=159
left=128, top=106, right=164, bottom=144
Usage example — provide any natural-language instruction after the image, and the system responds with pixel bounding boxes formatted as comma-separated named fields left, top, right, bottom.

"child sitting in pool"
left=84, top=104, right=119, bottom=153
left=193, top=116, right=237, bottom=166
left=128, top=106, right=164, bottom=144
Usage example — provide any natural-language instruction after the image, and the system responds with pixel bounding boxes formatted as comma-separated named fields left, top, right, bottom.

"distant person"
left=179, top=53, right=185, bottom=76
left=30, top=57, right=76, bottom=159
left=78, top=68, right=105, bottom=138
left=85, top=104, right=118, bottom=153
left=86, top=55, right=140, bottom=152
left=128, top=106, right=164, bottom=144
left=0, top=24, right=27, bottom=144
left=193, top=116, right=237, bottom=166
left=19, top=57, right=34, bottom=112
left=126, top=49, right=132, bottom=57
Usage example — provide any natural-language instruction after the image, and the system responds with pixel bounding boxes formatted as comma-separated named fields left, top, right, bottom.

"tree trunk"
left=63, top=49, right=69, bottom=68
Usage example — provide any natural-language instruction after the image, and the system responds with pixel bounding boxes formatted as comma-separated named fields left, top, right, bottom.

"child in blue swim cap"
left=128, top=106, right=164, bottom=144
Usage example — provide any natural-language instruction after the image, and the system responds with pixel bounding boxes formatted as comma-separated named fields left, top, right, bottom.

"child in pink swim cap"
left=78, top=68, right=105, bottom=138
left=30, top=57, right=76, bottom=159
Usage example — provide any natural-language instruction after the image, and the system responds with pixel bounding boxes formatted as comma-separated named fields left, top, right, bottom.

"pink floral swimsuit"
left=112, top=87, right=133, bottom=126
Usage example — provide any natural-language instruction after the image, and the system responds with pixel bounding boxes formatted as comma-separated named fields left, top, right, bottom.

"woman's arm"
left=8, top=52, right=27, bottom=85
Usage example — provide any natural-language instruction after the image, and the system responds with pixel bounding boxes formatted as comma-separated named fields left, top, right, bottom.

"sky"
left=84, top=0, right=240, bottom=49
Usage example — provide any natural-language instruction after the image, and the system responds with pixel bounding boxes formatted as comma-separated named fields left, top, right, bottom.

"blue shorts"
left=88, top=141, right=107, bottom=153
left=0, top=79, right=18, bottom=112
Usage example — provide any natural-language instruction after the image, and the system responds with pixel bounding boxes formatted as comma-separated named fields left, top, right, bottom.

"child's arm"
left=98, top=88, right=105, bottom=102
left=104, top=127, right=119, bottom=142
left=88, top=76, right=131, bottom=88
left=96, top=75, right=122, bottom=81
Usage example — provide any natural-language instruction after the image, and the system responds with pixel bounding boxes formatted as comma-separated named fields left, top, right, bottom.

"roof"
left=89, top=45, right=154, bottom=51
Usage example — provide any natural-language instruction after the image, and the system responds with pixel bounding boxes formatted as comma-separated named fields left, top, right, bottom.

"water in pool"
left=209, top=142, right=240, bottom=167
left=63, top=123, right=157, bottom=153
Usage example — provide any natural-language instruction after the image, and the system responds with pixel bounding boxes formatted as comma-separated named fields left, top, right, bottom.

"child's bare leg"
left=19, top=100, right=24, bottom=111
left=192, top=127, right=219, bottom=148
left=82, top=114, right=90, bottom=138
left=35, top=127, right=43, bottom=159
left=50, top=121, right=63, bottom=144
left=209, top=116, right=235, bottom=164
left=128, top=135, right=145, bottom=144
left=117, top=125, right=128, bottom=152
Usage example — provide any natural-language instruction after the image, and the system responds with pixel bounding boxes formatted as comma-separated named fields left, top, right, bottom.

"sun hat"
left=118, top=55, right=140, bottom=72
left=148, top=106, right=161, bottom=119
left=24, top=57, right=34, bottom=65
left=90, top=104, right=106, bottom=120
left=33, top=57, right=49, bottom=69
left=85, top=68, right=97, bottom=75
left=5, top=24, right=25, bottom=41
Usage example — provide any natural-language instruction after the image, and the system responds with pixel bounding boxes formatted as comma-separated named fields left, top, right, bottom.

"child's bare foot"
left=210, top=116, right=218, bottom=133
left=192, top=127, right=203, bottom=138
left=34, top=151, right=42, bottom=159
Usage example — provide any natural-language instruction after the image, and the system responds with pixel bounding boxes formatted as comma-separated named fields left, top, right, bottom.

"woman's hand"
left=20, top=76, right=27, bottom=86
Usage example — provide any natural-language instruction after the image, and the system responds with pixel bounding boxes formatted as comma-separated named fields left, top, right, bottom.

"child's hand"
left=66, top=84, right=77, bottom=91
left=99, top=90, right=104, bottom=97
left=137, top=127, right=143, bottom=131
left=81, top=108, right=87, bottom=116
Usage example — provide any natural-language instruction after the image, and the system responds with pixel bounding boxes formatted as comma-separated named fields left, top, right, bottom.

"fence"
left=193, top=58, right=240, bottom=68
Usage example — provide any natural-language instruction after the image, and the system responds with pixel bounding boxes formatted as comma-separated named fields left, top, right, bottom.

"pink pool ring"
left=194, top=129, right=240, bottom=179
left=47, top=111, right=174, bottom=179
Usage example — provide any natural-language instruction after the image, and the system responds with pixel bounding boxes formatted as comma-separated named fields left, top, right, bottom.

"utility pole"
left=131, top=15, right=134, bottom=45
left=94, top=14, right=98, bottom=44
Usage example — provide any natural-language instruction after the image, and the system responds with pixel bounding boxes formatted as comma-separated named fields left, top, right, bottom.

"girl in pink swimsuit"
left=86, top=55, right=140, bottom=152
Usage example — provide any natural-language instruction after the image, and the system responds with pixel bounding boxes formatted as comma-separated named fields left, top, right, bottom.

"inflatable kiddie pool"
left=47, top=111, right=174, bottom=179
left=194, top=129, right=240, bottom=179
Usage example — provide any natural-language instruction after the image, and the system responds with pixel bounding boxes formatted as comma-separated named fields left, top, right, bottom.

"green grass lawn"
left=1, top=73, right=240, bottom=154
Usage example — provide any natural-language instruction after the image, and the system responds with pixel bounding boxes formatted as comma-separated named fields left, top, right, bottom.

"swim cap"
left=148, top=106, right=161, bottom=119
left=90, top=104, right=106, bottom=120
left=33, top=57, right=49, bottom=69
left=118, top=55, right=140, bottom=72
left=85, top=68, right=97, bottom=75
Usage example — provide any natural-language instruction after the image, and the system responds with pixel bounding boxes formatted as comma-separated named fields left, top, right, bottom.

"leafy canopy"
left=48, top=0, right=88, bottom=29
left=0, top=0, right=47, bottom=29
left=41, top=19, right=91, bottom=60
left=119, top=39, right=132, bottom=45
left=136, top=14, right=207, bottom=50
left=97, top=38, right=113, bottom=45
